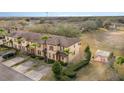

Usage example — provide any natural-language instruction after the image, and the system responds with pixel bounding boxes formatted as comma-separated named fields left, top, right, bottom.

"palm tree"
left=30, top=43, right=39, bottom=54
left=0, top=29, right=8, bottom=51
left=41, top=35, right=49, bottom=62
left=0, top=29, right=8, bottom=45
left=16, top=37, right=25, bottom=50
left=17, top=37, right=23, bottom=44
left=0, top=29, right=7, bottom=38
left=64, top=48, right=73, bottom=62
left=26, top=43, right=39, bottom=55
left=9, top=39, right=13, bottom=47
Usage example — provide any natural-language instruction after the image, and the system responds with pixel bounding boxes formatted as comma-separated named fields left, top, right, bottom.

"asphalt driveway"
left=0, top=63, right=32, bottom=81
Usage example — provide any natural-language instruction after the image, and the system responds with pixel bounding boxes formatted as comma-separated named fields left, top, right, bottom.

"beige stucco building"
left=3, top=31, right=81, bottom=63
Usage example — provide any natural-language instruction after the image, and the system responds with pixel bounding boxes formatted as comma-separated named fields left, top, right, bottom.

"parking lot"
left=0, top=63, right=32, bottom=81
left=0, top=48, right=52, bottom=81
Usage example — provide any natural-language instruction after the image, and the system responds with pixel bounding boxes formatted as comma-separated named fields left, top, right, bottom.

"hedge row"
left=62, top=60, right=89, bottom=79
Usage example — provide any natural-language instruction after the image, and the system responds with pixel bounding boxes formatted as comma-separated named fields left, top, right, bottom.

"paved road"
left=0, top=63, right=32, bottom=81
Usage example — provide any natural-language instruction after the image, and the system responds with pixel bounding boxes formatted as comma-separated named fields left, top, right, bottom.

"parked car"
left=2, top=50, right=16, bottom=59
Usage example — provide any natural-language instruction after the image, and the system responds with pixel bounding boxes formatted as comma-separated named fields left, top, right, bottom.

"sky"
left=0, top=12, right=124, bottom=17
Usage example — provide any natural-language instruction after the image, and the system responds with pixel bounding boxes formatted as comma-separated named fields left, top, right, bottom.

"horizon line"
left=0, top=12, right=124, bottom=17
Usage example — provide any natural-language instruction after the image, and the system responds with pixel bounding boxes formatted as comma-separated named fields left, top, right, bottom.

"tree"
left=41, top=35, right=49, bottom=62
left=56, top=24, right=81, bottom=37
left=82, top=20, right=98, bottom=32
left=103, top=19, right=112, bottom=29
left=52, top=61, right=62, bottom=80
left=9, top=39, right=13, bottom=47
left=28, top=43, right=39, bottom=54
left=0, top=29, right=8, bottom=51
left=17, top=37, right=24, bottom=44
left=0, top=29, right=7, bottom=37
left=64, top=48, right=73, bottom=62
left=95, top=19, right=103, bottom=27
left=116, top=56, right=124, bottom=65
left=84, top=45, right=91, bottom=62
left=0, top=29, right=8, bottom=45
left=29, top=23, right=54, bottom=34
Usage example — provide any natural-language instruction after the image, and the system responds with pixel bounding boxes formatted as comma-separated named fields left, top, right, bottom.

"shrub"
left=84, top=45, right=91, bottom=62
left=72, top=60, right=89, bottom=71
left=63, top=69, right=76, bottom=78
left=116, top=56, right=124, bottom=65
left=30, top=54, right=36, bottom=58
left=54, top=74, right=61, bottom=80
left=60, top=75, right=72, bottom=81
left=52, top=61, right=62, bottom=79
left=48, top=59, right=55, bottom=64
left=60, top=61, right=68, bottom=66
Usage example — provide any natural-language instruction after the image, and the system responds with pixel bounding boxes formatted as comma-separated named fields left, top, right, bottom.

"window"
left=61, top=56, right=64, bottom=60
left=49, top=46, right=54, bottom=51
left=53, top=54, right=55, bottom=59
left=49, top=53, right=51, bottom=58
left=38, top=50, right=41, bottom=55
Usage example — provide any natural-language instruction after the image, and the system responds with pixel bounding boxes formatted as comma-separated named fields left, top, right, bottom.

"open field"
left=77, top=30, right=124, bottom=80
left=76, top=62, right=119, bottom=81
left=80, top=31, right=124, bottom=56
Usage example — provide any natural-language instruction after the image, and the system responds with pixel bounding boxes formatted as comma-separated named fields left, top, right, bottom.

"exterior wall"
left=4, top=36, right=81, bottom=63
left=47, top=45, right=57, bottom=60
left=94, top=56, right=108, bottom=63
left=67, top=41, right=81, bottom=62
left=46, top=45, right=64, bottom=61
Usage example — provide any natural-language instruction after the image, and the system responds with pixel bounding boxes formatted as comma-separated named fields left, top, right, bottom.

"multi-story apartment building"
left=4, top=31, right=81, bottom=63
